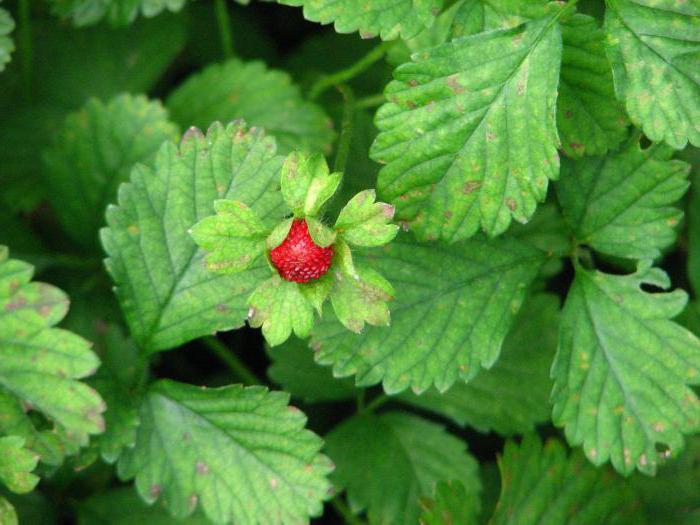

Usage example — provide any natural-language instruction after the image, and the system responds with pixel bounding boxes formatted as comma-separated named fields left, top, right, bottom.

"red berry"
left=270, top=219, right=333, bottom=283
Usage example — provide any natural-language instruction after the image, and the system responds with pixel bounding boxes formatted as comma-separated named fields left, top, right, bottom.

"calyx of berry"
left=190, top=149, right=399, bottom=346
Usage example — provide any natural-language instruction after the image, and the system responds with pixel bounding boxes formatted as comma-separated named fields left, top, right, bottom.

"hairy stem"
left=203, top=336, right=261, bottom=385
left=214, top=0, right=234, bottom=60
left=334, top=84, right=356, bottom=173
left=309, top=41, right=392, bottom=101
left=18, top=0, right=32, bottom=99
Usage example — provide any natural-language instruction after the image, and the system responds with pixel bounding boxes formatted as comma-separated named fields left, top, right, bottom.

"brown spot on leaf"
left=506, top=198, right=517, bottom=211
left=463, top=181, right=482, bottom=194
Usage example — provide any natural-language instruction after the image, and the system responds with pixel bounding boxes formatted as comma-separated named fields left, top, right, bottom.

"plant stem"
left=214, top=0, right=234, bottom=60
left=331, top=496, right=366, bottom=525
left=356, top=93, right=385, bottom=110
left=309, top=41, right=393, bottom=101
left=333, top=84, right=355, bottom=173
left=203, top=336, right=261, bottom=385
left=18, top=0, right=32, bottom=99
left=362, top=394, right=390, bottom=414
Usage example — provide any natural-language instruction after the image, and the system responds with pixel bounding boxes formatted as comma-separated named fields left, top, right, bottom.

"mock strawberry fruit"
left=270, top=219, right=333, bottom=283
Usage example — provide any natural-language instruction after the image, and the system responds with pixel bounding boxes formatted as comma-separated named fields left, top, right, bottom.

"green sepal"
left=335, top=189, right=399, bottom=247
left=306, top=217, right=336, bottom=247
left=248, top=276, right=315, bottom=345
left=266, top=217, right=294, bottom=250
left=333, top=238, right=357, bottom=278
left=280, top=151, right=341, bottom=217
left=331, top=266, right=394, bottom=333
left=301, top=273, right=333, bottom=316
left=0, top=497, right=17, bottom=525
left=190, top=199, right=269, bottom=274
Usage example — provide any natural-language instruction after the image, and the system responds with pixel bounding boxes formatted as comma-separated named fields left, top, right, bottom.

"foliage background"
left=0, top=0, right=699, bottom=524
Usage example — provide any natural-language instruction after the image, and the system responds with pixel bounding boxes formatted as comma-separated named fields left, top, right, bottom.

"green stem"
left=214, top=0, right=234, bottom=60
left=362, top=394, right=390, bottom=414
left=203, top=336, right=261, bottom=385
left=309, top=41, right=393, bottom=101
left=18, top=0, right=32, bottom=99
left=356, top=93, right=385, bottom=110
left=331, top=496, right=366, bottom=525
left=333, top=84, right=355, bottom=173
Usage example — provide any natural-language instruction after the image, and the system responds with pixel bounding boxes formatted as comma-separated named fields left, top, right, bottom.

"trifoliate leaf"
left=167, top=60, right=334, bottom=154
left=44, top=94, right=178, bottom=248
left=79, top=487, right=210, bottom=525
left=604, top=0, right=700, bottom=149
left=325, top=411, right=480, bottom=525
left=311, top=233, right=545, bottom=394
left=0, top=437, right=39, bottom=494
left=102, top=122, right=285, bottom=353
left=0, top=497, right=17, bottom=525
left=117, top=380, right=333, bottom=525
left=633, top=436, right=700, bottom=525
left=335, top=190, right=399, bottom=247
left=0, top=4, right=13, bottom=73
left=490, top=435, right=645, bottom=525
left=552, top=261, right=700, bottom=475
left=266, top=336, right=356, bottom=403
left=372, top=17, right=562, bottom=241
left=249, top=276, right=315, bottom=346
left=48, top=0, right=188, bottom=26
left=280, top=152, right=341, bottom=217
left=400, top=293, right=558, bottom=435
left=557, top=14, right=629, bottom=157
left=419, top=480, right=477, bottom=525
left=190, top=200, right=268, bottom=274
left=329, top=265, right=393, bottom=334
left=0, top=247, right=105, bottom=444
left=557, top=137, right=690, bottom=260
left=277, top=0, right=442, bottom=40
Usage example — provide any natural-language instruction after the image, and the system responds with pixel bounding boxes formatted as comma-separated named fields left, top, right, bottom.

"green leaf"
left=335, top=190, right=399, bottom=247
left=325, top=411, right=480, bottom=525
left=0, top=437, right=39, bottom=494
left=190, top=200, right=268, bottom=274
left=490, top=434, right=644, bottom=525
left=0, top=15, right=186, bottom=214
left=102, top=122, right=285, bottom=353
left=48, top=0, right=188, bottom=26
left=0, top=4, right=13, bottom=73
left=557, top=14, right=629, bottom=157
left=329, top=265, right=393, bottom=334
left=277, top=0, right=442, bottom=40
left=280, top=151, right=341, bottom=217
left=117, top=380, right=333, bottom=525
left=687, top=160, right=700, bottom=296
left=249, top=276, right=315, bottom=346
left=419, top=480, right=477, bottom=525
left=79, top=487, right=210, bottom=525
left=0, top=247, right=105, bottom=444
left=399, top=293, right=558, bottom=435
left=604, top=0, right=700, bottom=149
left=311, top=233, right=544, bottom=394
left=557, top=137, right=690, bottom=260
left=266, top=336, right=357, bottom=403
left=306, top=217, right=336, bottom=248
left=372, top=17, right=562, bottom=241
left=44, top=94, right=178, bottom=248
left=633, top=436, right=700, bottom=525
left=0, top=497, right=17, bottom=525
left=167, top=59, right=334, bottom=154
left=552, top=261, right=700, bottom=475
left=88, top=324, right=147, bottom=464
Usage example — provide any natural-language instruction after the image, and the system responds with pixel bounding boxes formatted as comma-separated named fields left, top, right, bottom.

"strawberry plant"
left=0, top=0, right=699, bottom=523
